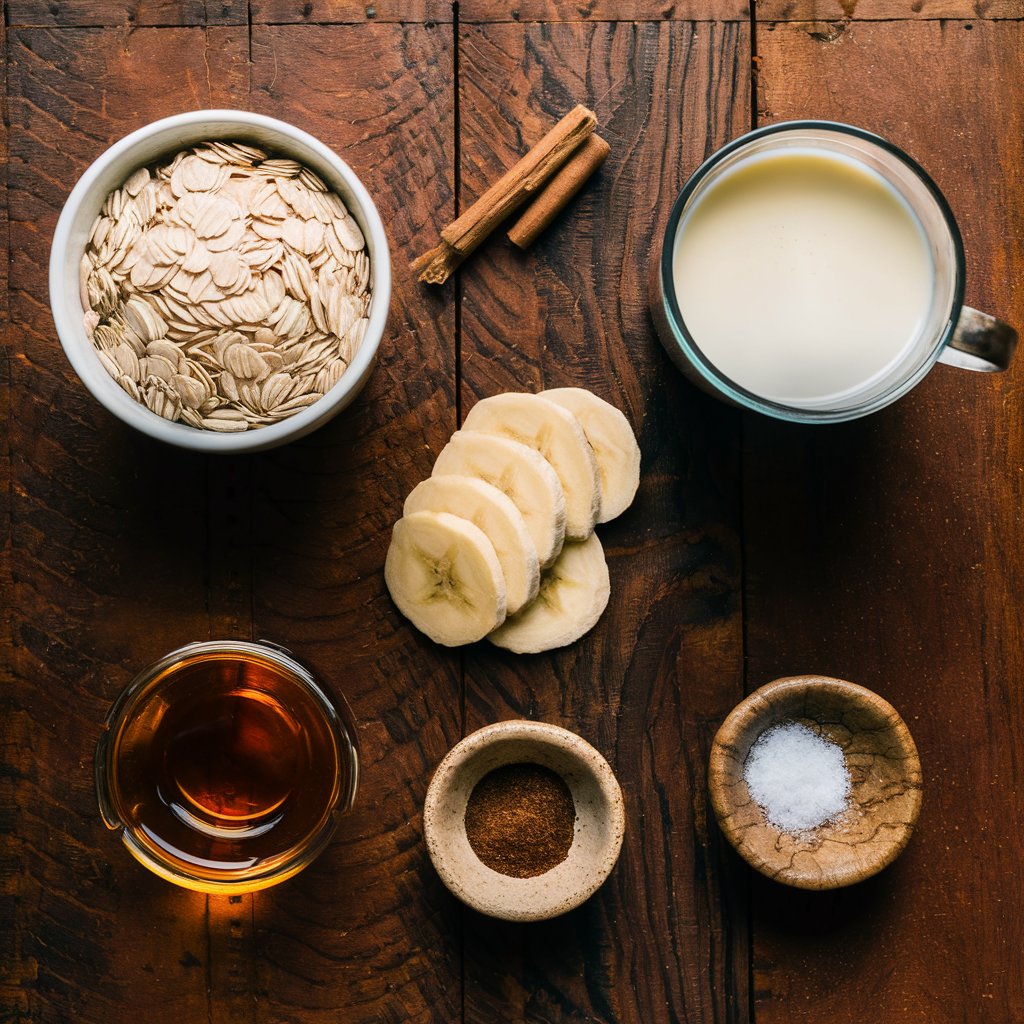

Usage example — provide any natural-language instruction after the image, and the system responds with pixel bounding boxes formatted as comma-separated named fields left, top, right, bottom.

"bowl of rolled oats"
left=50, top=109, right=391, bottom=451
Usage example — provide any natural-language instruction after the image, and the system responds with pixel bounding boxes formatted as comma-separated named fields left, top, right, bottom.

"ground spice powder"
left=464, top=762, right=576, bottom=878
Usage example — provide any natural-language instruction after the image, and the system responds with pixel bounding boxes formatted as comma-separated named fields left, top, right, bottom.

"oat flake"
left=82, top=141, right=372, bottom=431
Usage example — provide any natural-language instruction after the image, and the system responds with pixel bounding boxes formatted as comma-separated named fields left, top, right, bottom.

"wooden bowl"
left=423, top=721, right=625, bottom=922
left=708, top=676, right=923, bottom=890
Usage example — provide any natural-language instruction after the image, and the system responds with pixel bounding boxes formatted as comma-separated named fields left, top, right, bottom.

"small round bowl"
left=95, top=640, right=359, bottom=893
left=709, top=676, right=923, bottom=890
left=49, top=109, right=392, bottom=452
left=423, top=721, right=625, bottom=922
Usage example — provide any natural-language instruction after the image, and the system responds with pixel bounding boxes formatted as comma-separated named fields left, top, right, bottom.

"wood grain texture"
left=459, top=0, right=750, bottom=20
left=4, top=17, right=462, bottom=1024
left=747, top=19, right=1024, bottom=1024
left=249, top=0, right=455, bottom=22
left=758, top=0, right=1022, bottom=20
left=251, top=0, right=751, bottom=21
left=457, top=20, right=751, bottom=1024
left=242, top=23, right=463, bottom=1024
left=0, top=12, right=15, bottom=1021
left=3, top=8, right=1021, bottom=1024
left=3, top=24, right=252, bottom=1024
left=5, top=0, right=247, bottom=26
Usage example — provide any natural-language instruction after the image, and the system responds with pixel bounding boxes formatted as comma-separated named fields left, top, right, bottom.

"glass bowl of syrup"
left=95, top=640, right=358, bottom=893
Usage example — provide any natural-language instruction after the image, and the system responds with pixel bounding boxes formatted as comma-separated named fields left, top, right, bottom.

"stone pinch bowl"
left=423, top=721, right=626, bottom=923
left=708, top=676, right=923, bottom=890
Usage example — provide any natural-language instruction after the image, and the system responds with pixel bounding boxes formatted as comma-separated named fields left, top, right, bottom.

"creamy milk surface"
left=672, top=149, right=935, bottom=405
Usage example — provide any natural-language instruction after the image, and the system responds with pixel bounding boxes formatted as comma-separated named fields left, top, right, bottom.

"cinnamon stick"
left=507, top=134, right=609, bottom=249
left=412, top=105, right=597, bottom=285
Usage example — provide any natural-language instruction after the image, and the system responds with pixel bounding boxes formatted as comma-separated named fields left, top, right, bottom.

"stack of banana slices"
left=384, top=388, right=641, bottom=653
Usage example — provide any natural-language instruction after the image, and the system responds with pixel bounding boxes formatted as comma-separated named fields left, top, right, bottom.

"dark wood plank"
left=747, top=19, right=1024, bottom=1024
left=6, top=0, right=247, bottom=26
left=0, top=12, right=17, bottom=1023
left=3, top=23, right=253, bottom=1024
left=250, top=0, right=749, bottom=21
left=459, top=0, right=749, bottom=20
left=457, top=21, right=751, bottom=1024
left=0, top=13, right=7, bottom=339
left=250, top=0, right=454, bottom=22
left=759, top=0, right=1020, bottom=19
left=242, top=23, right=463, bottom=1024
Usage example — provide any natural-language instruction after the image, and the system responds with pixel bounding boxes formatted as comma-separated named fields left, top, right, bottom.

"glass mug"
left=95, top=640, right=359, bottom=893
left=650, top=121, right=1018, bottom=423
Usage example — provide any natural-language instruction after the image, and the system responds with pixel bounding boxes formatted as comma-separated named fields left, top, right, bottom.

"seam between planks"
left=743, top=8, right=757, bottom=1017
left=452, top=6, right=468, bottom=1024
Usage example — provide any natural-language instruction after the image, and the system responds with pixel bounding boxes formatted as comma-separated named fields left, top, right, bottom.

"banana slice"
left=462, top=393, right=601, bottom=541
left=432, top=431, right=566, bottom=569
left=488, top=532, right=610, bottom=654
left=541, top=388, right=641, bottom=523
left=384, top=510, right=507, bottom=647
left=404, top=475, right=541, bottom=616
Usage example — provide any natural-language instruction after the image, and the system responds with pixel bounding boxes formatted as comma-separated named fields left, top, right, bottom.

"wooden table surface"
left=2, top=2, right=1022, bottom=1021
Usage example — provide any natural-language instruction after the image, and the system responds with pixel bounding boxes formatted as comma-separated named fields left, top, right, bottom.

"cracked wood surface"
left=457, top=19, right=750, bottom=1024
left=1, top=4, right=1022, bottom=1024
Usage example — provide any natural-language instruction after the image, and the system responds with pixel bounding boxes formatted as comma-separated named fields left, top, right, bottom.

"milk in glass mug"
left=650, top=121, right=1018, bottom=423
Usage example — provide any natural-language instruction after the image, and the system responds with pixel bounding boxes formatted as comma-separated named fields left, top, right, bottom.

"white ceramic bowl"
left=49, top=109, right=391, bottom=453
left=423, top=721, right=626, bottom=922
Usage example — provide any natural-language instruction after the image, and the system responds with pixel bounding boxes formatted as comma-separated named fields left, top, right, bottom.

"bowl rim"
left=49, top=108, right=392, bottom=453
left=708, top=675, right=923, bottom=890
left=423, top=720, right=626, bottom=922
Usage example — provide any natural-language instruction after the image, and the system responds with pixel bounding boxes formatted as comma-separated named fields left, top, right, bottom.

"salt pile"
left=743, top=721, right=851, bottom=834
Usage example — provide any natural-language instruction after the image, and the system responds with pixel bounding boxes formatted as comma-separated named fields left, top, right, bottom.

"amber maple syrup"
left=97, top=643, right=357, bottom=892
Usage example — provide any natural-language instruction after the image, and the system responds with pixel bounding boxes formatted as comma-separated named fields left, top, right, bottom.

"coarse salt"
left=743, top=721, right=851, bottom=834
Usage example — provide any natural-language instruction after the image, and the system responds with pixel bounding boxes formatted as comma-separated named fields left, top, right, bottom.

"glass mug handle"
left=938, top=306, right=1018, bottom=372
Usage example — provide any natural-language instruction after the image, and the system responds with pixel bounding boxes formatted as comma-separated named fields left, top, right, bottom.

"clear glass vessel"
left=95, top=640, right=359, bottom=894
left=650, top=120, right=1017, bottom=423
